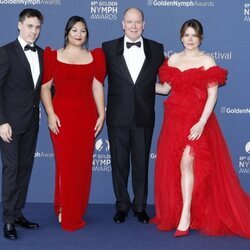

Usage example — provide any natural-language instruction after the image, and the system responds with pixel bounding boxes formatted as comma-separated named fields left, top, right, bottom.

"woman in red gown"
left=41, top=16, right=106, bottom=231
left=152, top=19, right=250, bottom=238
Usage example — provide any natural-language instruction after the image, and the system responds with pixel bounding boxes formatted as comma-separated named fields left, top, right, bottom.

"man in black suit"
left=102, top=7, right=165, bottom=224
left=0, top=9, right=44, bottom=240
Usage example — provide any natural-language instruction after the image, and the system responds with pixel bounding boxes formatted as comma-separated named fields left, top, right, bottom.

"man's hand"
left=0, top=123, right=12, bottom=143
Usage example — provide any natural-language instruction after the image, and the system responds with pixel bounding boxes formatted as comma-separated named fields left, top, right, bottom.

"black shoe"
left=3, top=223, right=18, bottom=240
left=134, top=210, right=150, bottom=224
left=15, top=216, right=39, bottom=229
left=113, top=211, right=127, bottom=224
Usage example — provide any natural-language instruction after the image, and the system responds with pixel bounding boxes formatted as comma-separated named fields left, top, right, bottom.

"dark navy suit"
left=0, top=39, right=43, bottom=223
left=102, top=36, right=164, bottom=213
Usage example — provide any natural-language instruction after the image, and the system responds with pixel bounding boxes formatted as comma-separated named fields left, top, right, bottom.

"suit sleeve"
left=159, top=44, right=165, bottom=65
left=0, top=47, right=10, bottom=125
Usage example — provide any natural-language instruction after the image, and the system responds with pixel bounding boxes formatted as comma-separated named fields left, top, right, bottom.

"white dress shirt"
left=123, top=36, right=145, bottom=83
left=18, top=36, right=40, bottom=88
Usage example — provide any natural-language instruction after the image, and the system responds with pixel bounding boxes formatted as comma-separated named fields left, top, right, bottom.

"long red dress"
left=151, top=60, right=250, bottom=238
left=42, top=47, right=106, bottom=231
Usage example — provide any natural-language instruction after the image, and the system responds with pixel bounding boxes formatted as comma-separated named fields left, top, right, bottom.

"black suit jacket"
left=0, top=39, right=43, bottom=133
left=102, top=37, right=164, bottom=127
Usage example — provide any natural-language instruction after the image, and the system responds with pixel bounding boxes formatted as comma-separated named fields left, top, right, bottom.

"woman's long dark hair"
left=64, top=16, right=89, bottom=49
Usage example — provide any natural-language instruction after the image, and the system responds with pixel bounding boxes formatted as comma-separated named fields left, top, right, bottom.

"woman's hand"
left=155, top=82, right=171, bottom=95
left=94, top=115, right=105, bottom=137
left=188, top=119, right=206, bottom=141
left=48, top=113, right=61, bottom=134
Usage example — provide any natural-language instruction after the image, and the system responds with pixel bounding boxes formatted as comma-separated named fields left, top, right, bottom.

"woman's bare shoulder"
left=201, top=53, right=216, bottom=69
left=168, top=52, right=182, bottom=66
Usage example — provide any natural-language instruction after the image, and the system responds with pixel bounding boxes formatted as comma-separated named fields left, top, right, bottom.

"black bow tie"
left=24, top=44, right=37, bottom=52
left=126, top=41, right=141, bottom=49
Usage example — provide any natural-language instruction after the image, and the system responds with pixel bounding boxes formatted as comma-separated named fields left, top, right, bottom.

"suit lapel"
left=14, top=40, right=32, bottom=77
left=14, top=40, right=42, bottom=90
left=116, top=37, right=134, bottom=85
left=115, top=37, right=153, bottom=85
left=135, top=38, right=152, bottom=85
left=34, top=47, right=43, bottom=90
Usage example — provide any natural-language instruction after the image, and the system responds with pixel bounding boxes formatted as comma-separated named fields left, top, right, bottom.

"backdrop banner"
left=0, top=0, right=249, bottom=204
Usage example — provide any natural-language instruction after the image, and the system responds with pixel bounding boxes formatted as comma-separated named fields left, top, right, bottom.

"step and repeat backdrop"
left=0, top=0, right=249, bottom=204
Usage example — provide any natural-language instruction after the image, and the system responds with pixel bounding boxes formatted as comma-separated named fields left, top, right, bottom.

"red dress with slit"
left=151, top=60, right=250, bottom=238
left=42, top=47, right=106, bottom=231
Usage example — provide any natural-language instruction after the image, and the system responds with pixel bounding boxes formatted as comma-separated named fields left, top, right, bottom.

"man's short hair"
left=19, top=8, right=44, bottom=23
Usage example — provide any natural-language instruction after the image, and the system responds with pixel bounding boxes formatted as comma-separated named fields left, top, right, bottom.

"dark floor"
left=0, top=203, right=249, bottom=250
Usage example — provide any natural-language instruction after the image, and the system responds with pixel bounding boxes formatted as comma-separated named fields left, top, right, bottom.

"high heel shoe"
left=174, top=228, right=189, bottom=237
left=58, top=208, right=62, bottom=224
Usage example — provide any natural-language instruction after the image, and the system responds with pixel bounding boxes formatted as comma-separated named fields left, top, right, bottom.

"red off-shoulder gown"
left=151, top=60, right=250, bottom=238
left=42, top=47, right=106, bottom=231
